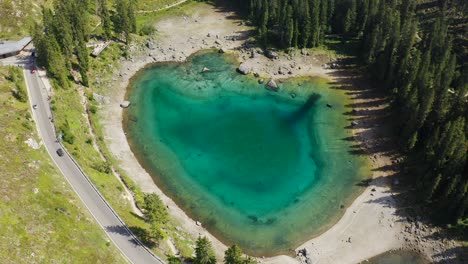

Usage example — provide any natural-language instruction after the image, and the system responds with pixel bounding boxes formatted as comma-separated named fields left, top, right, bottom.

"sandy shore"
left=99, top=3, right=461, bottom=263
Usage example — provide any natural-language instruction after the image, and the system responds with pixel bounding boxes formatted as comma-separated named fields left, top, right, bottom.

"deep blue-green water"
left=125, top=51, right=369, bottom=255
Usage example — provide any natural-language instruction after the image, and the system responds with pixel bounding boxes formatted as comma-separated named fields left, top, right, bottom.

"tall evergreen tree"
left=194, top=237, right=216, bottom=264
left=224, top=245, right=243, bottom=264
left=98, top=0, right=112, bottom=40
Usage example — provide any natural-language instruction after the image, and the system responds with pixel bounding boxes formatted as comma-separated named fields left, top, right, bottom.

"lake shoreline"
left=123, top=52, right=371, bottom=256
left=98, top=2, right=461, bottom=263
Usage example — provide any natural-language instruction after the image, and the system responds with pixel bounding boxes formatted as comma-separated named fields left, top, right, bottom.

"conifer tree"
left=98, top=0, right=112, bottom=40
left=194, top=237, right=216, bottom=264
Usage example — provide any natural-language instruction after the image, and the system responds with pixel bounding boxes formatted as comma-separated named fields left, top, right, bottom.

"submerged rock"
left=237, top=63, right=250, bottom=75
left=266, top=79, right=278, bottom=91
left=202, top=67, right=211, bottom=73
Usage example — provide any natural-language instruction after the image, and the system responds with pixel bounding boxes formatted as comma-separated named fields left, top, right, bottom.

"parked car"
left=31, top=68, right=36, bottom=74
left=56, top=148, right=64, bottom=157
left=32, top=104, right=38, bottom=109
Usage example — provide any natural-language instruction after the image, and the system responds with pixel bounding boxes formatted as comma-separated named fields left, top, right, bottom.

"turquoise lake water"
left=125, top=51, right=369, bottom=255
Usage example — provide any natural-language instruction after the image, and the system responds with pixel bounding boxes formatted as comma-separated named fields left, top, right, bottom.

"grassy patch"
left=135, top=0, right=198, bottom=29
left=86, top=38, right=193, bottom=257
left=321, top=35, right=360, bottom=58
left=0, top=0, right=50, bottom=39
left=136, top=0, right=186, bottom=12
left=51, top=42, right=195, bottom=259
left=0, top=67, right=125, bottom=263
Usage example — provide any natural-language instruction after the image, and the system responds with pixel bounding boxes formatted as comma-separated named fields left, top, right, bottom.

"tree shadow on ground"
left=208, top=0, right=255, bottom=42
left=129, top=226, right=156, bottom=247
left=330, top=58, right=467, bottom=263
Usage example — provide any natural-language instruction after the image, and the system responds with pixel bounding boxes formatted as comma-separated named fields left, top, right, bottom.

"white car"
left=33, top=104, right=38, bottom=109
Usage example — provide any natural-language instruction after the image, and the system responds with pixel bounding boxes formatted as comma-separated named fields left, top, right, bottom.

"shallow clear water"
left=125, top=51, right=369, bottom=255
left=367, top=251, right=429, bottom=264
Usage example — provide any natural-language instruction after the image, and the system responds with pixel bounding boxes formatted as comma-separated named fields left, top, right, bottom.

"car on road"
left=56, top=148, right=64, bottom=157
left=31, top=68, right=36, bottom=74
left=33, top=104, right=38, bottom=109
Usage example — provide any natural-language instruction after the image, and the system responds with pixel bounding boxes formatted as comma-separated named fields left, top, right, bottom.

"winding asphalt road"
left=23, top=60, right=164, bottom=264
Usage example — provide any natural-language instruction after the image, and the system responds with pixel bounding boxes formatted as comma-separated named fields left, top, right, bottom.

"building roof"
left=0, top=37, right=32, bottom=56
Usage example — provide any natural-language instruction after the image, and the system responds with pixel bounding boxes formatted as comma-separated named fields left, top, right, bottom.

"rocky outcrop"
left=297, top=248, right=312, bottom=264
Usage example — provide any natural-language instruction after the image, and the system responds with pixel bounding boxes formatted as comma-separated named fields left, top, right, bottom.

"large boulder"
left=237, top=63, right=250, bottom=75
left=264, top=49, right=279, bottom=60
left=120, top=101, right=131, bottom=108
left=266, top=79, right=278, bottom=91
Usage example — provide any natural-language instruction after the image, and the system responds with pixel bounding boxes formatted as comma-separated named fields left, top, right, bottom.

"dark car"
left=56, top=148, right=64, bottom=157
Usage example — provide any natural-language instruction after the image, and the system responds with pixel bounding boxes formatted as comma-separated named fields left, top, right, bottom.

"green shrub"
left=89, top=104, right=97, bottom=114
left=167, top=256, right=182, bottom=264
left=59, top=121, right=75, bottom=144
left=139, top=24, right=156, bottom=36
left=22, top=121, right=32, bottom=130
left=92, top=161, right=111, bottom=174
left=8, top=66, right=27, bottom=102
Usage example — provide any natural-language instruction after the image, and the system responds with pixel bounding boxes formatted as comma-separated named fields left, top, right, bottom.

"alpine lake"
left=124, top=51, right=370, bottom=256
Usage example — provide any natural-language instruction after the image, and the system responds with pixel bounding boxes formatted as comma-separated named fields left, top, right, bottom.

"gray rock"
left=265, top=49, right=279, bottom=59
left=214, top=40, right=221, bottom=45
left=351, top=121, right=359, bottom=126
left=266, top=79, right=278, bottom=90
left=237, top=63, right=250, bottom=75
left=253, top=72, right=260, bottom=78
left=258, top=79, right=264, bottom=84
left=219, top=47, right=226, bottom=53
left=202, top=67, right=211, bottom=73
left=146, top=42, right=156, bottom=50
left=120, top=101, right=131, bottom=108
